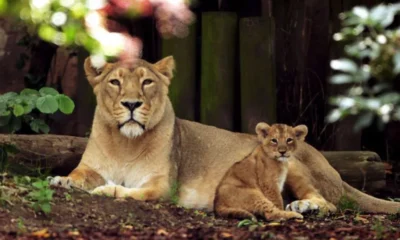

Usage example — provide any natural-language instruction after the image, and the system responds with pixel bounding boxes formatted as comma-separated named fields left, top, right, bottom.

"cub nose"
left=278, top=149, right=287, bottom=155
left=121, top=101, right=143, bottom=111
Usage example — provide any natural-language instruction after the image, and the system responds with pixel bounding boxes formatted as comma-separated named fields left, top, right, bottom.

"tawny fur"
left=51, top=56, right=400, bottom=214
left=215, top=123, right=305, bottom=221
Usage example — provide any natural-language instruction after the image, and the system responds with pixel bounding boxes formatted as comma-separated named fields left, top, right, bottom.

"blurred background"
left=0, top=0, right=399, bottom=164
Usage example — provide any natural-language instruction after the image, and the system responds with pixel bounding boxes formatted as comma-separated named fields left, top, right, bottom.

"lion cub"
left=214, top=123, right=307, bottom=221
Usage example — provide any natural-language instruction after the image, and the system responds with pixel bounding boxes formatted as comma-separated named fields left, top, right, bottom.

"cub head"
left=84, top=56, right=175, bottom=138
left=255, top=123, right=308, bottom=162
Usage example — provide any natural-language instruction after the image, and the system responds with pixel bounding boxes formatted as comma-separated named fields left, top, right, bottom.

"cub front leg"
left=49, top=163, right=105, bottom=191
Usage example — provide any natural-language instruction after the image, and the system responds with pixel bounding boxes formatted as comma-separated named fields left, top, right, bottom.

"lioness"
left=51, top=56, right=400, bottom=214
left=215, top=123, right=305, bottom=221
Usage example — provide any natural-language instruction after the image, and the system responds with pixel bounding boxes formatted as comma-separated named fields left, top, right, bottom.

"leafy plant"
left=0, top=143, right=18, bottom=172
left=337, top=195, right=361, bottom=213
left=0, top=87, right=75, bottom=134
left=328, top=3, right=400, bottom=131
left=28, top=179, right=54, bottom=215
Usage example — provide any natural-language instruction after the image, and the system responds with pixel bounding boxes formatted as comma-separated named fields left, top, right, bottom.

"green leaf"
left=32, top=181, right=45, bottom=189
left=393, top=52, right=400, bottom=75
left=329, top=74, right=353, bottom=84
left=39, top=87, right=59, bottom=96
left=0, top=110, right=10, bottom=117
left=0, top=102, right=6, bottom=112
left=352, top=6, right=369, bottom=20
left=354, top=112, right=374, bottom=132
left=23, top=103, right=34, bottom=114
left=40, top=203, right=51, bottom=214
left=330, top=59, right=358, bottom=73
left=370, top=4, right=394, bottom=27
left=36, top=96, right=58, bottom=114
left=326, top=109, right=343, bottom=123
left=57, top=94, right=75, bottom=114
left=20, top=88, right=39, bottom=96
left=30, top=119, right=50, bottom=134
left=13, top=104, right=25, bottom=117
left=0, top=92, right=18, bottom=102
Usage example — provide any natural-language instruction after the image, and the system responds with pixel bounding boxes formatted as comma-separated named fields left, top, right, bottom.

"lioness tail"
left=343, top=182, right=400, bottom=214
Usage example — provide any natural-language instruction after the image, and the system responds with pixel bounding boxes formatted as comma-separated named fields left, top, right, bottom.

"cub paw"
left=48, top=176, right=72, bottom=189
left=285, top=200, right=319, bottom=213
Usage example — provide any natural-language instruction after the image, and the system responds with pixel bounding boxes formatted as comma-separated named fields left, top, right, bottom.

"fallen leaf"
left=354, top=216, right=369, bottom=224
left=67, top=230, right=80, bottom=236
left=220, top=232, right=232, bottom=238
left=31, top=228, right=50, bottom=238
left=267, top=222, right=281, bottom=226
left=157, top=229, right=169, bottom=236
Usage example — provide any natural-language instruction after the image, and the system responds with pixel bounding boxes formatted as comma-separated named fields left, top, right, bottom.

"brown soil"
left=1, top=180, right=400, bottom=239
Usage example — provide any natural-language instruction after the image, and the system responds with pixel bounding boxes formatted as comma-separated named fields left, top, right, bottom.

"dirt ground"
left=1, top=174, right=400, bottom=240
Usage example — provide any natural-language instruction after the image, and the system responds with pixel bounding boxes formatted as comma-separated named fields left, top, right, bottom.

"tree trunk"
left=0, top=134, right=386, bottom=193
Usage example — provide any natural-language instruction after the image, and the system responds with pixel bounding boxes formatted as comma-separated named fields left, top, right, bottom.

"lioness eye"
left=271, top=139, right=278, bottom=144
left=110, top=79, right=120, bottom=86
left=142, top=79, right=153, bottom=86
left=287, top=138, right=293, bottom=143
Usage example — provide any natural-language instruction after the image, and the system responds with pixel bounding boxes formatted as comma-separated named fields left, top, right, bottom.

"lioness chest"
left=90, top=141, right=172, bottom=188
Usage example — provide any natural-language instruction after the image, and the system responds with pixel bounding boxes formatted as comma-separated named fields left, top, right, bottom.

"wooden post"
left=272, top=0, right=330, bottom=149
left=161, top=23, right=197, bottom=120
left=239, top=17, right=276, bottom=133
left=201, top=12, right=237, bottom=130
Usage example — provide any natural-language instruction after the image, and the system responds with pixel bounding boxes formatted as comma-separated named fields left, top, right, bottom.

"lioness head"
left=84, top=56, right=175, bottom=138
left=255, top=123, right=308, bottom=162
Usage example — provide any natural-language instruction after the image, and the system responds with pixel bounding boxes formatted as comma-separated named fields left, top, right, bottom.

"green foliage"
left=16, top=218, right=27, bottom=235
left=28, top=179, right=54, bottom=215
left=337, top=195, right=360, bottom=213
left=328, top=3, right=400, bottom=130
left=0, top=87, right=74, bottom=134
left=168, top=181, right=180, bottom=205
left=371, top=219, right=386, bottom=239
left=0, top=144, right=18, bottom=172
left=237, top=218, right=262, bottom=231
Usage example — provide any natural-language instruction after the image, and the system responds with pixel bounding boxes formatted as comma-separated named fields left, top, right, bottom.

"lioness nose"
left=121, top=101, right=143, bottom=111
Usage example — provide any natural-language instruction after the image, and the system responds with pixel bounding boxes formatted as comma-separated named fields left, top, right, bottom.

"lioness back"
left=214, top=123, right=307, bottom=221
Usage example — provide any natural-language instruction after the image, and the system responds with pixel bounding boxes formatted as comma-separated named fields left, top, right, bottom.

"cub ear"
left=255, top=122, right=271, bottom=142
left=84, top=57, right=114, bottom=87
left=293, top=124, right=308, bottom=141
left=154, top=56, right=175, bottom=83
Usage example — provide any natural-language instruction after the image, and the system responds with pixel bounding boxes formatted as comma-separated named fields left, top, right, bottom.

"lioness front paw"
left=285, top=200, right=319, bottom=213
left=285, top=211, right=304, bottom=220
left=48, top=176, right=72, bottom=189
left=91, top=185, right=117, bottom=197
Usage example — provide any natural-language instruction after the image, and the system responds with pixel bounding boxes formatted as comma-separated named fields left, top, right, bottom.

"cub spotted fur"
left=215, top=123, right=306, bottom=221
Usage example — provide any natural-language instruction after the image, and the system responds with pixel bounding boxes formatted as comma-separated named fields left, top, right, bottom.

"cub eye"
left=142, top=79, right=153, bottom=86
left=287, top=138, right=293, bottom=143
left=109, top=79, right=120, bottom=86
left=271, top=139, right=278, bottom=144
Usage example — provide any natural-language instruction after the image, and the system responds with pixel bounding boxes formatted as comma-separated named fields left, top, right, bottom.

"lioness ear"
left=255, top=122, right=270, bottom=142
left=84, top=57, right=114, bottom=87
left=154, top=56, right=175, bottom=82
left=294, top=124, right=308, bottom=141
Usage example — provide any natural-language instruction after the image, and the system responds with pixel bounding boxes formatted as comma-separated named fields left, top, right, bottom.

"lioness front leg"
left=49, top=163, right=105, bottom=191
left=91, top=175, right=170, bottom=201
left=286, top=162, right=337, bottom=214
